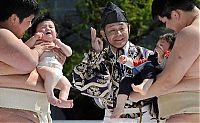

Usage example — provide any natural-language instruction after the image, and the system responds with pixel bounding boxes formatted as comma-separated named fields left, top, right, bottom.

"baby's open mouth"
left=46, top=32, right=51, bottom=35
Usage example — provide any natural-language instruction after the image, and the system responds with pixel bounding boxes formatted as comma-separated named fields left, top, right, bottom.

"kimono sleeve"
left=72, top=49, right=111, bottom=98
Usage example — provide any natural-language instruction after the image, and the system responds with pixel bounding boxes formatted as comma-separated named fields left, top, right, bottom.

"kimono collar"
left=110, top=41, right=130, bottom=57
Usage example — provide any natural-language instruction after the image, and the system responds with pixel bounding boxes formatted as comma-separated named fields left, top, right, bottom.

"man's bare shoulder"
left=181, top=16, right=199, bottom=36
left=0, top=29, right=17, bottom=41
left=177, top=25, right=199, bottom=44
left=0, top=28, right=21, bottom=45
left=173, top=24, right=199, bottom=57
left=0, top=28, right=13, bottom=36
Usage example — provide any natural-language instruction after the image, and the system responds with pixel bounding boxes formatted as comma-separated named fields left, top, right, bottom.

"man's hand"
left=33, top=40, right=55, bottom=56
left=91, top=27, right=103, bottom=53
left=52, top=48, right=66, bottom=65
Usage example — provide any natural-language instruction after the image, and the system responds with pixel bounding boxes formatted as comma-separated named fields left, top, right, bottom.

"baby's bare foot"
left=131, top=84, right=146, bottom=95
left=110, top=107, right=124, bottom=119
left=56, top=99, right=73, bottom=108
left=48, top=96, right=60, bottom=106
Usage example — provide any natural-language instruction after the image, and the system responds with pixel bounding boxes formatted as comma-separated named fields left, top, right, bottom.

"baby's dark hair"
left=30, top=13, right=59, bottom=36
left=159, top=33, right=176, bottom=50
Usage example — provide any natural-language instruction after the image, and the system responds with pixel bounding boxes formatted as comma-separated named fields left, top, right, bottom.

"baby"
left=111, top=33, right=176, bottom=118
left=25, top=14, right=73, bottom=108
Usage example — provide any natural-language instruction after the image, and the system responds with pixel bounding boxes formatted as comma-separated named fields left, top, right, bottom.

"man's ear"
left=171, top=10, right=181, bottom=20
left=100, top=30, right=106, bottom=40
left=9, top=14, right=19, bottom=25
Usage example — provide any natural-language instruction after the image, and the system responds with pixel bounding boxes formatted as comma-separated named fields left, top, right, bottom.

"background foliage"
left=75, top=0, right=152, bottom=42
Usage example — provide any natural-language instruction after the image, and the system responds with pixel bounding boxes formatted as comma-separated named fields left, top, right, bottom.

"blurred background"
left=23, top=0, right=200, bottom=120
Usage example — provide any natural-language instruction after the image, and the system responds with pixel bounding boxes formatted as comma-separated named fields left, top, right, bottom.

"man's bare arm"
left=0, top=74, right=45, bottom=92
left=163, top=78, right=200, bottom=94
left=0, top=29, right=40, bottom=73
left=129, top=28, right=200, bottom=102
left=129, top=78, right=200, bottom=102
left=0, top=62, right=29, bottom=75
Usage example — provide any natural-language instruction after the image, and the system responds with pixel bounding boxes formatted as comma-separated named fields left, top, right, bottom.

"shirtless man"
left=0, top=0, right=60, bottom=122
left=130, top=0, right=200, bottom=122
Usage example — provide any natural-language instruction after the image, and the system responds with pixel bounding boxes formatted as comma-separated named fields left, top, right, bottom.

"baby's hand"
left=155, top=45, right=164, bottom=57
left=53, top=38, right=63, bottom=47
left=34, top=32, right=44, bottom=40
left=155, top=45, right=165, bottom=63
left=118, top=55, right=127, bottom=64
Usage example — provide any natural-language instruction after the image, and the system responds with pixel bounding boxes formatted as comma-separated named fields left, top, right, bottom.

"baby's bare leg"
left=131, top=79, right=153, bottom=95
left=37, top=67, right=59, bottom=106
left=55, top=76, right=73, bottom=108
left=111, top=94, right=128, bottom=118
left=56, top=76, right=71, bottom=100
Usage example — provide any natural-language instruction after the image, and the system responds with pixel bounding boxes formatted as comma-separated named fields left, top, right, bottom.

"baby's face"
left=36, top=20, right=57, bottom=42
left=155, top=39, right=170, bottom=52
